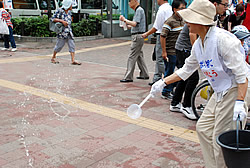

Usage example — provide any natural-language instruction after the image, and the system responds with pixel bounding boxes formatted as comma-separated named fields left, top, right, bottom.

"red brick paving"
left=0, top=39, right=204, bottom=167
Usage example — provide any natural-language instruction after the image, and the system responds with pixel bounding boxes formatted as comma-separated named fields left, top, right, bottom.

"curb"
left=13, top=34, right=104, bottom=43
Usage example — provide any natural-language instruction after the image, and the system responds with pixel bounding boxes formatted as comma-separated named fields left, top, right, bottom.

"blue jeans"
left=4, top=26, right=16, bottom=49
left=162, top=54, right=176, bottom=94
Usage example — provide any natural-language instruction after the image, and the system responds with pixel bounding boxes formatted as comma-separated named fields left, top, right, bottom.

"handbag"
left=49, top=18, right=63, bottom=34
left=0, top=10, right=9, bottom=35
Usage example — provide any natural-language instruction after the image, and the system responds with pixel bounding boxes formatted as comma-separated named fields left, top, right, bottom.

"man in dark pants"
left=119, top=0, right=149, bottom=83
left=170, top=24, right=198, bottom=120
left=160, top=0, right=186, bottom=99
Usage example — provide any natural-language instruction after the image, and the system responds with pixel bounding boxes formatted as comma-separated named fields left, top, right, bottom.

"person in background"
left=228, top=3, right=246, bottom=31
left=232, top=25, right=250, bottom=59
left=51, top=0, right=81, bottom=65
left=170, top=24, right=198, bottom=120
left=243, top=0, right=250, bottom=31
left=0, top=1, right=17, bottom=52
left=209, top=0, right=229, bottom=26
left=119, top=0, right=149, bottom=83
left=217, top=11, right=229, bottom=30
left=142, top=0, right=172, bottom=86
left=150, top=0, right=250, bottom=167
left=160, top=0, right=186, bottom=99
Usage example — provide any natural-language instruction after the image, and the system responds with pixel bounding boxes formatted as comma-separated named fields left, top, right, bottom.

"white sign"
left=4, top=0, right=13, bottom=9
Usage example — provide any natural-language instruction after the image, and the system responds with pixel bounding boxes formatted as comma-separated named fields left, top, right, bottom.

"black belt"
left=156, top=33, right=161, bottom=35
left=131, top=32, right=144, bottom=35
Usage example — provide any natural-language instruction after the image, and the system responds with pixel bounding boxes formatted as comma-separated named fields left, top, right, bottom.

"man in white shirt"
left=150, top=0, right=250, bottom=167
left=142, top=0, right=172, bottom=86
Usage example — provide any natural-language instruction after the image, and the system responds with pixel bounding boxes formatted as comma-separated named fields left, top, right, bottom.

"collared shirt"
left=153, top=2, right=172, bottom=33
left=161, top=14, right=185, bottom=55
left=131, top=6, right=146, bottom=34
left=52, top=8, right=73, bottom=39
left=176, top=26, right=250, bottom=100
left=0, top=9, right=13, bottom=29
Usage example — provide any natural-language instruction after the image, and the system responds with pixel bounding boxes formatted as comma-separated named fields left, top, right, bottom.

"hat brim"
left=177, top=9, right=216, bottom=26
left=231, top=30, right=250, bottom=40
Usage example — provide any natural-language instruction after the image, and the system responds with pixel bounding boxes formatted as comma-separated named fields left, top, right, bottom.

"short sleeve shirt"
left=131, top=6, right=146, bottom=33
left=52, top=8, right=73, bottom=39
left=175, top=24, right=192, bottom=51
left=153, top=3, right=172, bottom=33
left=229, top=12, right=246, bottom=30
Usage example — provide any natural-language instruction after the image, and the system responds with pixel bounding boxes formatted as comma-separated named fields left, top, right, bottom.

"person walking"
left=160, top=0, right=186, bottom=99
left=51, top=0, right=81, bottom=65
left=170, top=24, right=199, bottom=120
left=150, top=0, right=250, bottom=167
left=0, top=1, right=17, bottom=52
left=119, top=0, right=149, bottom=83
left=141, top=0, right=172, bottom=86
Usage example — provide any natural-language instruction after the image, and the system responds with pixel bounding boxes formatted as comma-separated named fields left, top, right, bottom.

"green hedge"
left=12, top=15, right=97, bottom=37
left=12, top=14, right=133, bottom=37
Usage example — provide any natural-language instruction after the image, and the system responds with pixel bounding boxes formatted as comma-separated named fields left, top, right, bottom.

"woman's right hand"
left=62, top=20, right=68, bottom=27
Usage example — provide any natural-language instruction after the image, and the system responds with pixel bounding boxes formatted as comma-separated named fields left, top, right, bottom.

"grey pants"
left=123, top=34, right=149, bottom=80
left=54, top=36, right=75, bottom=53
left=152, top=35, right=165, bottom=82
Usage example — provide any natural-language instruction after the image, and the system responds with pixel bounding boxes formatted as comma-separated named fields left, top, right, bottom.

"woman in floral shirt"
left=51, top=0, right=81, bottom=65
left=0, top=1, right=17, bottom=52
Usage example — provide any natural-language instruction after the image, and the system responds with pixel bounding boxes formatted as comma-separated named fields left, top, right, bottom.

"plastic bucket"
left=216, top=119, right=250, bottom=168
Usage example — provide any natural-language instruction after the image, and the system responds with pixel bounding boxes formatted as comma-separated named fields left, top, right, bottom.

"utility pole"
left=48, top=0, right=52, bottom=18
left=107, top=0, right=112, bottom=37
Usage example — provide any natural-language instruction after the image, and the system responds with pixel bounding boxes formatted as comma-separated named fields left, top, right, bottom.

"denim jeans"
left=162, top=54, right=176, bottom=94
left=4, top=26, right=16, bottom=49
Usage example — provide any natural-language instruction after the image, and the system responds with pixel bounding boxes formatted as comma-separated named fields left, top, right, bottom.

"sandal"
left=51, top=59, right=59, bottom=64
left=71, top=61, right=81, bottom=65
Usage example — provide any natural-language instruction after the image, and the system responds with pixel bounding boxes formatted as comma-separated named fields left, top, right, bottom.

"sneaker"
left=1, top=48, right=9, bottom=51
left=170, top=103, right=182, bottom=112
left=180, top=107, right=197, bottom=120
left=161, top=92, right=173, bottom=100
left=11, top=48, right=17, bottom=52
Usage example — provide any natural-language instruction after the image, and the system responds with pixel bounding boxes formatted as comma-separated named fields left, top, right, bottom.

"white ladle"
left=127, top=94, right=152, bottom=119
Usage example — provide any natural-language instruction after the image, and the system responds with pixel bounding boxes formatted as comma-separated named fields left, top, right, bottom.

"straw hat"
left=62, top=0, right=72, bottom=10
left=177, top=0, right=216, bottom=25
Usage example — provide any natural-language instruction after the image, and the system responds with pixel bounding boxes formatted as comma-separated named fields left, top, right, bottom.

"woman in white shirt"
left=150, top=0, right=250, bottom=167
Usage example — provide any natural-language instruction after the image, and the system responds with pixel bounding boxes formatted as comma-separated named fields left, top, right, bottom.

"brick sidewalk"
left=0, top=39, right=204, bottom=168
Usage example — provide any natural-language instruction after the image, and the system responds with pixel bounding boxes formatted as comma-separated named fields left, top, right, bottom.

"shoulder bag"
left=0, top=10, right=10, bottom=35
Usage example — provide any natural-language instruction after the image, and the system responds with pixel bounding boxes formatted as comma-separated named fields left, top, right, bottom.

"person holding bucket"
left=149, top=0, right=250, bottom=167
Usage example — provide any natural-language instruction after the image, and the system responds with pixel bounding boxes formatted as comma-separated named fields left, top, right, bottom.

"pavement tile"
left=77, top=136, right=113, bottom=153
left=1, top=158, right=29, bottom=168
left=106, top=151, right=131, bottom=164
left=38, top=129, right=57, bottom=139
left=86, top=160, right=121, bottom=168
left=0, top=147, right=26, bottom=162
left=116, top=124, right=142, bottom=134
left=103, top=130, right=127, bottom=140
left=152, top=157, right=181, bottom=168
left=122, top=132, right=146, bottom=142
left=58, top=163, right=76, bottom=168
left=85, top=129, right=107, bottom=138
left=0, top=158, right=8, bottom=166
left=69, top=156, right=95, bottom=168
left=111, top=138, right=133, bottom=148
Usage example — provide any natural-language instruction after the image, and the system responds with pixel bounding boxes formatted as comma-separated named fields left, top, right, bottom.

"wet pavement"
left=0, top=38, right=204, bottom=168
